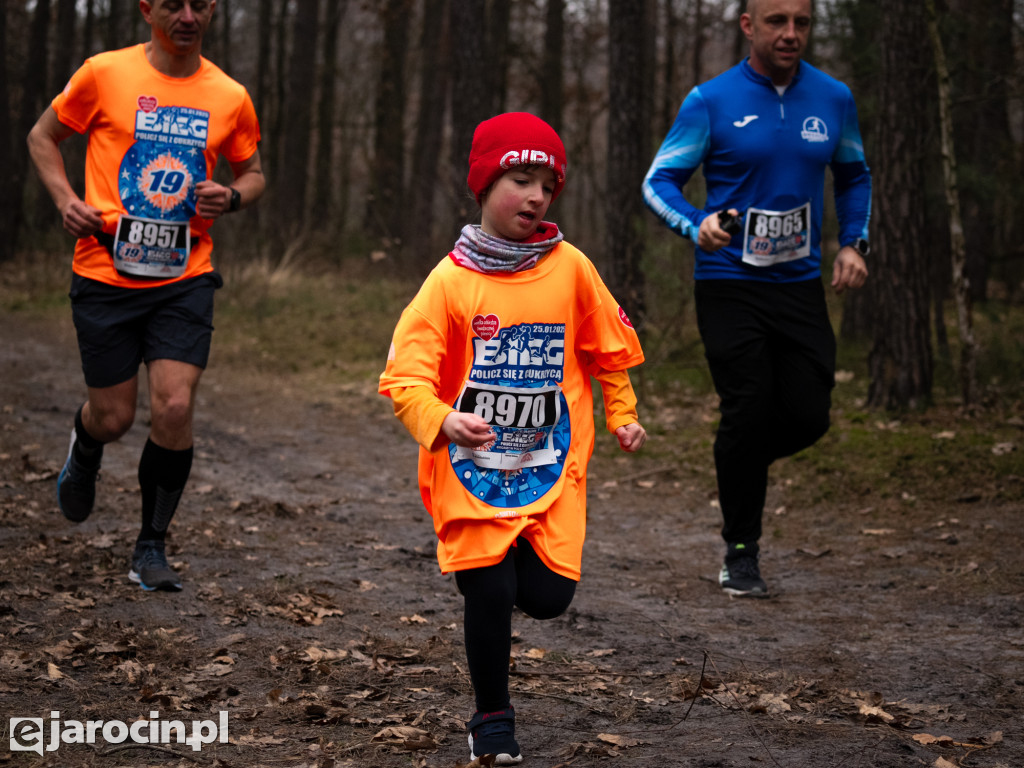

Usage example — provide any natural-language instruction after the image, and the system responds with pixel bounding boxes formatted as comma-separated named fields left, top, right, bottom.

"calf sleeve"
left=137, top=438, right=193, bottom=542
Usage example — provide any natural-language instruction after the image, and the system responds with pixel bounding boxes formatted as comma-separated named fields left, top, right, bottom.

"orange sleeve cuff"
left=592, top=367, right=639, bottom=433
left=390, top=386, right=454, bottom=453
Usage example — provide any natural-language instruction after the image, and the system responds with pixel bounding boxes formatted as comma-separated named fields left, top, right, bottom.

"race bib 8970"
left=453, top=381, right=562, bottom=471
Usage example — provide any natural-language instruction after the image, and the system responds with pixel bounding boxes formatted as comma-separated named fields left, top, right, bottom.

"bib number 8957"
left=126, top=220, right=180, bottom=249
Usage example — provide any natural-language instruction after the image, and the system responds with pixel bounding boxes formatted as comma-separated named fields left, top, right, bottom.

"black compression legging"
left=454, top=538, right=577, bottom=713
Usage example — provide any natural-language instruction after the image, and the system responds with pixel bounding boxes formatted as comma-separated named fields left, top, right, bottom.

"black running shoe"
left=468, top=707, right=523, bottom=765
left=57, top=429, right=101, bottom=523
left=719, top=542, right=769, bottom=598
left=129, top=540, right=182, bottom=592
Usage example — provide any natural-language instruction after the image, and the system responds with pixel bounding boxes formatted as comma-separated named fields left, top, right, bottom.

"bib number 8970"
left=472, top=391, right=548, bottom=428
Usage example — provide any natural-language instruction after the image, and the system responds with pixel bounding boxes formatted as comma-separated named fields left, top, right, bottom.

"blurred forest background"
left=1, top=0, right=1022, bottom=412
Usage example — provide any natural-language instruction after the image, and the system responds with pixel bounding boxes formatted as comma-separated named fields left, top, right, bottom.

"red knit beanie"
left=467, top=112, right=567, bottom=204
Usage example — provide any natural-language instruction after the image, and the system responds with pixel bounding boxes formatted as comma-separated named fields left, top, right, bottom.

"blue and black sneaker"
left=468, top=707, right=523, bottom=765
left=57, top=428, right=101, bottom=523
left=719, top=542, right=769, bottom=598
left=129, top=540, right=182, bottom=592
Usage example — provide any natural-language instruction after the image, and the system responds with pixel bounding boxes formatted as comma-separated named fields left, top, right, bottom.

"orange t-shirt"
left=51, top=44, right=260, bottom=287
left=379, top=241, right=644, bottom=579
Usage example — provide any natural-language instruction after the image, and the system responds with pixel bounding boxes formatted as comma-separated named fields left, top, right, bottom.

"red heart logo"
left=472, top=314, right=500, bottom=341
left=137, top=95, right=158, bottom=113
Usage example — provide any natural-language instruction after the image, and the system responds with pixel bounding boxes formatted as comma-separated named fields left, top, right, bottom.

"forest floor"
left=1, top=270, right=1023, bottom=768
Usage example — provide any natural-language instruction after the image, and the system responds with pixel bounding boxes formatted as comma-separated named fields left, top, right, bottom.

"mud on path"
left=1, top=312, right=1022, bottom=768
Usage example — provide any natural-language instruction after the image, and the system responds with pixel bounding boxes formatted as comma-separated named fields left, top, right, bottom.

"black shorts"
left=69, top=272, right=223, bottom=389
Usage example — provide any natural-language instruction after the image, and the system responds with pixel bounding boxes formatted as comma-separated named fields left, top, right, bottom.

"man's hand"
left=441, top=412, right=495, bottom=448
left=194, top=180, right=233, bottom=220
left=831, top=246, right=868, bottom=294
left=61, top=198, right=104, bottom=238
left=615, top=422, right=647, bottom=453
left=697, top=209, right=739, bottom=252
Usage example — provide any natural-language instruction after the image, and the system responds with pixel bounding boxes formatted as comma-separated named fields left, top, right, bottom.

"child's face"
left=480, top=166, right=557, bottom=241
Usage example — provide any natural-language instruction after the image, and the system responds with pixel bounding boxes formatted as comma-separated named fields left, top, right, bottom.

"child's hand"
left=442, top=412, right=495, bottom=448
left=615, top=422, right=647, bottom=452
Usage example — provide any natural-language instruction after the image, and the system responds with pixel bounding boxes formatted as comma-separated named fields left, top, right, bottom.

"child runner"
left=379, top=112, right=647, bottom=764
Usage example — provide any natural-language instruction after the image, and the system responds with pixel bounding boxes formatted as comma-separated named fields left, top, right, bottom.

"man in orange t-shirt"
left=26, top=0, right=265, bottom=592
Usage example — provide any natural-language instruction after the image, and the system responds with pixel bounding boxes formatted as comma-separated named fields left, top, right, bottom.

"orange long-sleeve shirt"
left=379, top=242, right=644, bottom=579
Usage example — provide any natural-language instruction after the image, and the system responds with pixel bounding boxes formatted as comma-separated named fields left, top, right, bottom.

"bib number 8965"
left=752, top=209, right=805, bottom=239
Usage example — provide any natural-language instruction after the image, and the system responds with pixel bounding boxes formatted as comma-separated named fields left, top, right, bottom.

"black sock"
left=137, top=438, right=193, bottom=542
left=73, top=405, right=104, bottom=465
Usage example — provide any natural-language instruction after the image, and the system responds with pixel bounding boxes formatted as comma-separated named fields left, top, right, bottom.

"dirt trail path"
left=1, top=313, right=1021, bottom=767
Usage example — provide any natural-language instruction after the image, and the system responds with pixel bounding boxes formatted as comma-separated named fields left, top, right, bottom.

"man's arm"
left=26, top=107, right=104, bottom=238
left=831, top=95, right=872, bottom=293
left=641, top=87, right=711, bottom=243
left=194, top=150, right=266, bottom=220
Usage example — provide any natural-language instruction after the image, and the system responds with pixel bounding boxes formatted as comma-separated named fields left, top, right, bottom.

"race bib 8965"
left=741, top=202, right=811, bottom=267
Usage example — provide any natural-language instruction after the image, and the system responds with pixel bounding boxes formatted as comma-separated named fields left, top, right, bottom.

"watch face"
left=855, top=238, right=870, bottom=257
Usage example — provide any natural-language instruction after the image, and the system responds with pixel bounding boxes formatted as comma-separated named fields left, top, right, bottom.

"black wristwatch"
left=228, top=187, right=241, bottom=213
left=849, top=238, right=870, bottom=257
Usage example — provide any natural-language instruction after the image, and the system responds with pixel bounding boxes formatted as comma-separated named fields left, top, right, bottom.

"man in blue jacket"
left=643, top=0, right=871, bottom=597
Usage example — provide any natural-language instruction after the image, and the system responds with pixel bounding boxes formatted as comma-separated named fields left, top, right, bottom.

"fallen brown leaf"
left=598, top=732, right=642, bottom=747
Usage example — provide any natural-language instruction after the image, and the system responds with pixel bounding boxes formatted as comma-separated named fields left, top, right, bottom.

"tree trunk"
left=33, top=0, right=79, bottom=230
left=278, top=0, right=319, bottom=239
left=54, top=0, right=78, bottom=88
left=0, top=2, right=14, bottom=262
left=926, top=0, right=977, bottom=407
left=658, top=0, right=677, bottom=138
left=219, top=0, right=232, bottom=75
left=20, top=0, right=50, bottom=139
left=4, top=0, right=51, bottom=262
left=405, top=0, right=451, bottom=270
left=255, top=0, right=273, bottom=120
left=447, top=1, right=490, bottom=231
left=540, top=0, right=565, bottom=132
left=270, top=0, right=289, bottom=190
left=312, top=0, right=347, bottom=230
left=366, top=0, right=412, bottom=247
left=84, top=0, right=96, bottom=58
left=866, top=0, right=932, bottom=411
left=950, top=0, right=1014, bottom=302
left=485, top=0, right=511, bottom=116
left=607, top=0, right=654, bottom=329
left=690, top=0, right=704, bottom=88
left=104, top=0, right=123, bottom=51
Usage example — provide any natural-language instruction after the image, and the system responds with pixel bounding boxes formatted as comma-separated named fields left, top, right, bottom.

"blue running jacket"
left=643, top=59, right=872, bottom=282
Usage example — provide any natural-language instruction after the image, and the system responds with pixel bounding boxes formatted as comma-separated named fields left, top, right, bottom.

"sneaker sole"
left=128, top=569, right=182, bottom=592
left=469, top=750, right=523, bottom=765
left=721, top=585, right=770, bottom=598
left=469, top=736, right=523, bottom=765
